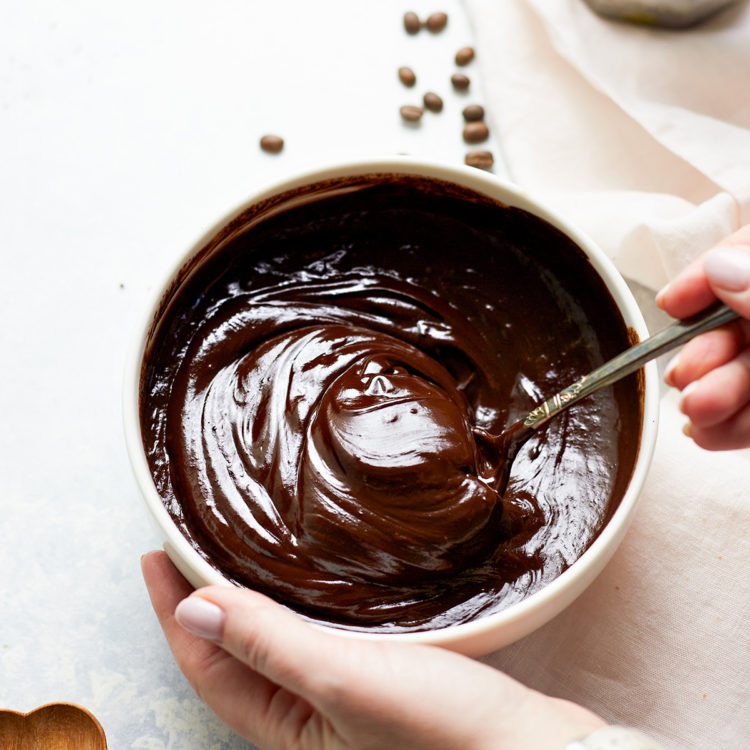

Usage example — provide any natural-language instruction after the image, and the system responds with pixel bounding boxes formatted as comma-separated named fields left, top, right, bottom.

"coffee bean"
left=423, top=91, right=444, bottom=113
left=451, top=73, right=470, bottom=91
left=400, top=105, right=423, bottom=122
left=260, top=134, right=284, bottom=153
left=465, top=150, right=494, bottom=170
left=462, top=104, right=484, bottom=122
left=455, top=47, right=475, bottom=66
left=425, top=11, right=448, bottom=32
left=403, top=11, right=421, bottom=34
left=398, top=66, right=417, bottom=87
left=463, top=121, right=489, bottom=143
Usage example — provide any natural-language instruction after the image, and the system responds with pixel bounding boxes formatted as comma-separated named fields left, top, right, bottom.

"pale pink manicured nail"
left=663, top=353, right=680, bottom=386
left=703, top=247, right=750, bottom=292
left=175, top=596, right=225, bottom=640
left=678, top=381, right=698, bottom=414
left=655, top=283, right=670, bottom=309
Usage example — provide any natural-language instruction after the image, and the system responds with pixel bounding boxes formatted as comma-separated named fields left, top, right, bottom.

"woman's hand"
left=142, top=550, right=604, bottom=750
left=657, top=225, right=750, bottom=450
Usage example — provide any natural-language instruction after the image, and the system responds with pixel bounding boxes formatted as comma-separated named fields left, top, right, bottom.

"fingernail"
left=175, top=596, right=225, bottom=641
left=655, top=283, right=670, bottom=309
left=679, top=381, right=698, bottom=414
left=682, top=422, right=692, bottom=438
left=663, top=353, right=680, bottom=386
left=703, top=246, right=750, bottom=292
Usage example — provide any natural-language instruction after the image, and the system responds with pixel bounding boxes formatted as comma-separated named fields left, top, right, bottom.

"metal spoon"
left=490, top=301, right=741, bottom=495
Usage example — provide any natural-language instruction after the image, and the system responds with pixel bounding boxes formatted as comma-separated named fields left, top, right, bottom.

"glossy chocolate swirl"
left=171, top=276, right=506, bottom=584
left=141, top=176, right=643, bottom=631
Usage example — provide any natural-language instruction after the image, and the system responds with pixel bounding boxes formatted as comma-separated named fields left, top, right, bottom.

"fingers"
left=684, top=405, right=750, bottom=451
left=185, top=585, right=608, bottom=750
left=664, top=324, right=746, bottom=390
left=680, top=350, right=750, bottom=450
left=141, top=551, right=290, bottom=744
left=679, top=349, right=750, bottom=427
left=703, top=245, right=750, bottom=316
left=181, top=583, right=346, bottom=701
left=145, top=553, right=608, bottom=750
left=657, top=224, right=750, bottom=319
left=656, top=258, right=716, bottom=319
left=142, top=549, right=200, bottom=648
left=656, top=227, right=750, bottom=451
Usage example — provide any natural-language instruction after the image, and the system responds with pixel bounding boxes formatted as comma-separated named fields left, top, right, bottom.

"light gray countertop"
left=0, top=2, right=506, bottom=747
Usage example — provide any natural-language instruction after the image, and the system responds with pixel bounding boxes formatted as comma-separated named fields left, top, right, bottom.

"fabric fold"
left=465, top=2, right=750, bottom=747
left=466, top=0, right=750, bottom=290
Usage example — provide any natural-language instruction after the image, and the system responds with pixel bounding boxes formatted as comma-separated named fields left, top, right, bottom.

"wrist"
left=475, top=690, right=606, bottom=750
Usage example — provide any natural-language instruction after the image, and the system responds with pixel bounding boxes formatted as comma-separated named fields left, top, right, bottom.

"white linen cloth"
left=467, top=0, right=750, bottom=290
left=465, top=2, right=750, bottom=747
left=484, top=391, right=750, bottom=749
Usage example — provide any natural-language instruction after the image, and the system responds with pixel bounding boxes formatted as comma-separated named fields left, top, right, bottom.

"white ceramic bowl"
left=124, top=156, right=659, bottom=657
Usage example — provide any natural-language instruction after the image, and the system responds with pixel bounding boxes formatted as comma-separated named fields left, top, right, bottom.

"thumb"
left=703, top=245, right=750, bottom=318
left=175, top=585, right=347, bottom=698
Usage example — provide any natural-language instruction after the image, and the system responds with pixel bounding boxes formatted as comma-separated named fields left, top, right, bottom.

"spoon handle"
left=523, top=302, right=740, bottom=432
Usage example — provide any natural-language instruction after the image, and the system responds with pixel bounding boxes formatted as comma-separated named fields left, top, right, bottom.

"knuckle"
left=233, top=604, right=278, bottom=672
left=179, top=641, right=228, bottom=702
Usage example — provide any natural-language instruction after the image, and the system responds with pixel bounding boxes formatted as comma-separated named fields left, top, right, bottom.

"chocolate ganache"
left=140, top=174, right=643, bottom=632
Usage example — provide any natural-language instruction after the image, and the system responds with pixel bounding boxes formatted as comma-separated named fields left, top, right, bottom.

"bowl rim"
left=123, top=155, right=660, bottom=652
